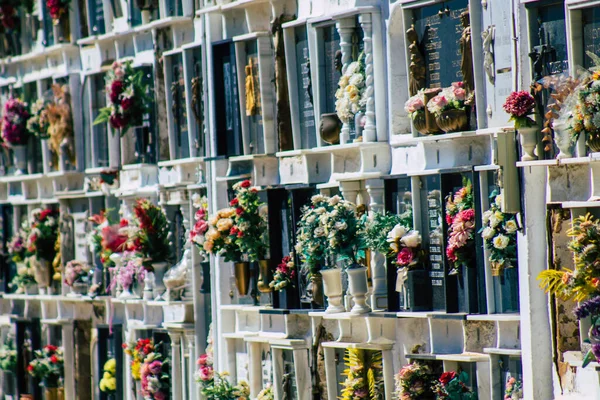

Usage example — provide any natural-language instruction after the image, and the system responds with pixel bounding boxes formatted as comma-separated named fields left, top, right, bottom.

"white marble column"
left=366, top=179, right=387, bottom=310
left=180, top=192, right=194, bottom=301
left=293, top=349, right=311, bottom=400
left=271, top=348, right=284, bottom=399
left=186, top=333, right=198, bottom=400
left=323, top=347, right=338, bottom=400
left=359, top=13, right=376, bottom=143
left=381, top=349, right=395, bottom=399
left=340, top=181, right=361, bottom=204
left=336, top=18, right=357, bottom=145
left=168, top=331, right=183, bottom=400
left=61, top=324, right=76, bottom=400
left=248, top=342, right=262, bottom=397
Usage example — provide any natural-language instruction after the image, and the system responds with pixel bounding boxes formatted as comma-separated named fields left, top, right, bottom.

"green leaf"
left=583, top=349, right=597, bottom=368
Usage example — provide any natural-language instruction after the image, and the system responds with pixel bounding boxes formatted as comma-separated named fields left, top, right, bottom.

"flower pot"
left=406, top=269, right=432, bottom=312
left=553, top=120, right=573, bottom=159
left=309, top=272, right=324, bottom=307
left=518, top=127, right=538, bottom=161
left=412, top=110, right=430, bottom=135
left=11, top=144, right=27, bottom=174
left=321, top=268, right=346, bottom=313
left=493, top=266, right=519, bottom=313
left=319, top=113, right=342, bottom=145
left=257, top=260, right=272, bottom=294
left=346, top=266, right=371, bottom=315
left=589, top=134, right=600, bottom=153
left=435, top=109, right=468, bottom=133
left=234, top=262, right=251, bottom=296
left=24, top=284, right=38, bottom=295
left=152, top=261, right=169, bottom=299
left=457, top=264, right=479, bottom=314
left=118, top=282, right=140, bottom=299
left=33, top=259, right=52, bottom=289
left=44, top=387, right=64, bottom=400
left=67, top=282, right=89, bottom=297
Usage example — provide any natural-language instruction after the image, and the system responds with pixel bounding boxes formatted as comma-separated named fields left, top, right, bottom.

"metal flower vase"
left=234, top=262, right=251, bottom=296
left=257, top=259, right=272, bottom=294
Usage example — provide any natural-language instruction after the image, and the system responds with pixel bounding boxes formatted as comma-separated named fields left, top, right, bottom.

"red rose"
left=39, top=209, right=54, bottom=221
left=45, top=345, right=58, bottom=352
left=446, top=214, right=453, bottom=225
left=446, top=246, right=457, bottom=262
left=439, top=371, right=457, bottom=386
left=396, top=248, right=414, bottom=266
left=109, top=80, right=124, bottom=103
left=240, top=180, right=251, bottom=188
left=121, top=97, right=134, bottom=111
left=120, top=218, right=129, bottom=227
left=458, top=209, right=475, bottom=222
left=50, top=355, right=59, bottom=364
left=109, top=113, right=127, bottom=129
left=236, top=207, right=244, bottom=216
left=122, top=343, right=128, bottom=349
left=27, top=364, right=34, bottom=372
left=229, top=198, right=239, bottom=206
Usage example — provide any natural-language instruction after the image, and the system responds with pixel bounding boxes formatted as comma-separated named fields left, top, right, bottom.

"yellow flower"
left=218, top=208, right=235, bottom=218
left=105, top=377, right=117, bottom=391
left=345, top=84, right=358, bottom=97
left=216, top=218, right=233, bottom=232
left=594, top=71, right=600, bottom=81
left=104, top=358, right=116, bottom=374
left=131, top=360, right=141, bottom=380
left=99, top=379, right=107, bottom=392
left=103, top=371, right=112, bottom=380
left=339, top=75, right=349, bottom=88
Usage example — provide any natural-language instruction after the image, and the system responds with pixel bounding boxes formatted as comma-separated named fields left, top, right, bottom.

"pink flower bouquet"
left=426, top=82, right=467, bottom=117
left=445, top=178, right=476, bottom=274
left=2, top=97, right=30, bottom=146
left=503, top=91, right=536, bottom=129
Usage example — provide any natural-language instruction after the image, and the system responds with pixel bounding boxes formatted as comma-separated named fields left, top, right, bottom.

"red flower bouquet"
left=503, top=91, right=536, bottom=129
left=1, top=97, right=30, bottom=146
left=270, top=254, right=296, bottom=291
left=0, top=0, right=20, bottom=30
left=28, top=345, right=64, bottom=388
left=46, top=0, right=69, bottom=25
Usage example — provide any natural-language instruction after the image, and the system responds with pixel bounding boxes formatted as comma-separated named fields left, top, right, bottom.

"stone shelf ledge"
left=466, top=313, right=520, bottom=322
left=561, top=201, right=600, bottom=208
left=195, top=4, right=222, bottom=15
left=397, top=311, right=467, bottom=319
left=221, top=0, right=270, bottom=11
left=5, top=43, right=78, bottom=64
left=483, top=347, right=522, bottom=356
left=40, top=318, right=72, bottom=325
left=321, top=341, right=394, bottom=351
left=222, top=332, right=256, bottom=340
left=564, top=350, right=600, bottom=370
left=406, top=352, right=489, bottom=362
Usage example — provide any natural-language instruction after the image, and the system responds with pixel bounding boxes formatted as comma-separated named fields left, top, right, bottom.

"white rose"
left=482, top=210, right=493, bottom=225
left=492, top=234, right=510, bottom=250
left=334, top=221, right=348, bottom=231
left=387, top=224, right=407, bottom=242
left=306, top=215, right=316, bottom=224
left=315, top=207, right=326, bottom=215
left=295, top=243, right=303, bottom=253
left=505, top=220, right=518, bottom=234
left=495, top=194, right=503, bottom=207
left=349, top=73, right=364, bottom=87
left=482, top=227, right=496, bottom=240
left=345, top=61, right=360, bottom=76
left=314, top=227, right=325, bottom=237
left=489, top=211, right=504, bottom=228
left=328, top=195, right=341, bottom=206
left=319, top=213, right=329, bottom=224
left=400, top=230, right=421, bottom=248
left=311, top=194, right=326, bottom=204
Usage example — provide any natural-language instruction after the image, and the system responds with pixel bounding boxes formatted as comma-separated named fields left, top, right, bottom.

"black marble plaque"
left=295, top=26, right=316, bottom=149
left=583, top=7, right=600, bottom=69
left=412, top=0, right=468, bottom=88
left=321, top=25, right=341, bottom=114
left=246, top=40, right=265, bottom=155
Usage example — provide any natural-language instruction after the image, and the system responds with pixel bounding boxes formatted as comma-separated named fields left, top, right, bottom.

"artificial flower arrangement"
left=504, top=376, right=523, bottom=400
left=27, top=208, right=59, bottom=263
left=27, top=98, right=50, bottom=138
left=231, top=179, right=269, bottom=262
left=88, top=211, right=130, bottom=269
left=140, top=348, right=170, bottom=400
left=99, top=358, right=117, bottom=394
left=480, top=192, right=518, bottom=276
left=295, top=195, right=332, bottom=274
left=426, top=82, right=467, bottom=118
left=256, top=384, right=274, bottom=400
left=63, top=260, right=92, bottom=287
left=27, top=345, right=64, bottom=388
left=110, top=251, right=146, bottom=294
left=445, top=178, right=475, bottom=275
left=363, top=211, right=405, bottom=255
left=405, top=90, right=426, bottom=120
left=196, top=352, right=250, bottom=399
left=568, top=62, right=600, bottom=146
left=538, top=213, right=600, bottom=302
left=46, top=0, right=69, bottom=24
left=190, top=194, right=210, bottom=258
left=270, top=254, right=296, bottom=291
left=94, top=61, right=152, bottom=135
left=395, top=362, right=436, bottom=400
left=387, top=224, right=423, bottom=270
left=131, top=198, right=173, bottom=267
left=0, top=0, right=20, bottom=30
left=204, top=206, right=241, bottom=261
left=1, top=97, right=30, bottom=146
left=321, top=195, right=366, bottom=267
left=339, top=348, right=383, bottom=400
left=0, top=338, right=16, bottom=372
left=7, top=223, right=36, bottom=293
left=335, top=52, right=367, bottom=124
left=502, top=91, right=536, bottom=129
left=44, top=84, right=75, bottom=166
left=432, top=371, right=477, bottom=400
left=123, top=338, right=155, bottom=382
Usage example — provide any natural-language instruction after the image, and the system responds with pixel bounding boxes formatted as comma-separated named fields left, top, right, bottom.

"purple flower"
left=574, top=296, right=600, bottom=320
left=593, top=344, right=600, bottom=362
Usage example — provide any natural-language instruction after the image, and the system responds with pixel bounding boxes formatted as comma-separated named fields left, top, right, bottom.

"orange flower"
left=592, top=278, right=600, bottom=288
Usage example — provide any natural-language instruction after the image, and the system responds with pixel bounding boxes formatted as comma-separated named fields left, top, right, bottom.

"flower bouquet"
left=405, top=90, right=430, bottom=135
left=190, top=194, right=210, bottom=259
left=204, top=207, right=241, bottom=262
left=480, top=192, right=518, bottom=276
left=99, top=358, right=117, bottom=394
left=257, top=384, right=274, bottom=400
left=295, top=194, right=333, bottom=273
left=26, top=208, right=59, bottom=289
left=340, top=348, right=383, bottom=400
left=335, top=53, right=367, bottom=127
left=2, top=97, right=30, bottom=146
left=196, top=353, right=250, bottom=400
left=123, top=338, right=155, bottom=382
left=140, top=350, right=170, bottom=400
left=364, top=211, right=405, bottom=255
left=395, top=362, right=435, bottom=400
left=27, top=98, right=50, bottom=138
left=0, top=0, right=20, bottom=31
left=88, top=211, right=130, bottom=269
left=46, top=0, right=69, bottom=24
left=231, top=179, right=269, bottom=262
left=131, top=198, right=173, bottom=266
left=573, top=297, right=600, bottom=367
left=111, top=251, right=146, bottom=298
left=387, top=224, right=423, bottom=270
left=503, top=91, right=536, bottom=129
left=538, top=213, right=600, bottom=302
left=432, top=371, right=477, bottom=400
left=270, top=254, right=296, bottom=291
left=321, top=195, right=366, bottom=267
left=9, top=257, right=36, bottom=294
left=94, top=61, right=152, bottom=136
left=27, top=345, right=64, bottom=388
left=64, top=260, right=92, bottom=295
left=445, top=179, right=475, bottom=275
left=504, top=377, right=523, bottom=400
left=426, top=83, right=468, bottom=133
left=0, top=338, right=16, bottom=372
